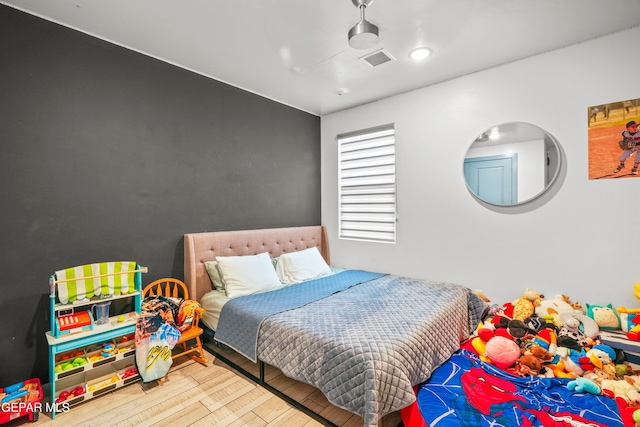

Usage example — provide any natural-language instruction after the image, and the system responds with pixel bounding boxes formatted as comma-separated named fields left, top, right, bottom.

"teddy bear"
left=514, top=354, right=543, bottom=376
left=513, top=289, right=543, bottom=321
left=514, top=346, right=553, bottom=376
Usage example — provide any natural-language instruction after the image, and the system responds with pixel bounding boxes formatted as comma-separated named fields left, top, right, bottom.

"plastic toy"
left=0, top=378, right=42, bottom=423
left=100, top=343, right=116, bottom=358
left=120, top=367, right=138, bottom=379
left=55, top=385, right=84, bottom=404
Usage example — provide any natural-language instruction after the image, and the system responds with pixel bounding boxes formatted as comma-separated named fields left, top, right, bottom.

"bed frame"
left=183, top=226, right=337, bottom=426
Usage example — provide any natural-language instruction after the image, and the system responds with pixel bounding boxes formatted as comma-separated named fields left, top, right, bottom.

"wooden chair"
left=142, top=278, right=208, bottom=365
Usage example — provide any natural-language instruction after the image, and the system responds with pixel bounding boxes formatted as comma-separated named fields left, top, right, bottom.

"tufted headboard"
left=184, top=226, right=330, bottom=302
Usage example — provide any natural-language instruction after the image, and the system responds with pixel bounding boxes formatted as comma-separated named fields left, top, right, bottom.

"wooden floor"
left=11, top=347, right=403, bottom=427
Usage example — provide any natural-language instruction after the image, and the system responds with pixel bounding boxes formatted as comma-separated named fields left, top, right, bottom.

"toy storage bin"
left=54, top=348, right=88, bottom=379
left=85, top=340, right=117, bottom=367
left=114, top=359, right=140, bottom=385
left=54, top=372, right=87, bottom=410
left=86, top=364, right=119, bottom=397
left=0, top=378, right=43, bottom=424
left=115, top=333, right=135, bottom=355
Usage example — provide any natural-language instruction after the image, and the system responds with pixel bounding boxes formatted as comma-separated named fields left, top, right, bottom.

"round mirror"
left=463, top=122, right=561, bottom=206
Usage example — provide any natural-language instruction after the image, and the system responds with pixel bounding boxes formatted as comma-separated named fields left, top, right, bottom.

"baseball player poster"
left=588, top=97, right=640, bottom=179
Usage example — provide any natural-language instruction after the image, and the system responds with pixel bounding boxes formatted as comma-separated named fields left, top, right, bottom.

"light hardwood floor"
left=12, top=348, right=403, bottom=427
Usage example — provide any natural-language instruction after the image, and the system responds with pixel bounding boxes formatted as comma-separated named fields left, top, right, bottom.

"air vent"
left=361, top=49, right=395, bottom=67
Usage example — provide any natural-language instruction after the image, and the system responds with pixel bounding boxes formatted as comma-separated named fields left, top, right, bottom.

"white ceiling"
left=3, top=0, right=640, bottom=116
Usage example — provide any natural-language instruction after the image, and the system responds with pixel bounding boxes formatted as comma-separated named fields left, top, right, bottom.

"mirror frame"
left=463, top=122, right=562, bottom=207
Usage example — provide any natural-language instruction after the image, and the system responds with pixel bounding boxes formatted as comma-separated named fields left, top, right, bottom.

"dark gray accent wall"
left=0, top=5, right=321, bottom=385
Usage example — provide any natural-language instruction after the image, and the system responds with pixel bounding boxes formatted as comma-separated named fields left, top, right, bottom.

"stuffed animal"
left=557, top=312, right=589, bottom=349
left=535, top=294, right=577, bottom=328
left=584, top=363, right=617, bottom=384
left=567, top=377, right=600, bottom=395
left=473, top=289, right=491, bottom=302
left=600, top=376, right=640, bottom=401
left=619, top=311, right=640, bottom=341
left=524, top=345, right=553, bottom=363
left=485, top=336, right=521, bottom=369
left=532, top=321, right=558, bottom=355
left=490, top=315, right=530, bottom=340
left=514, top=346, right=554, bottom=376
left=514, top=355, right=543, bottom=376
left=560, top=294, right=584, bottom=312
left=513, top=290, right=543, bottom=321
left=580, top=346, right=615, bottom=372
left=547, top=360, right=577, bottom=379
left=568, top=311, right=600, bottom=339
left=586, top=303, right=621, bottom=330
left=556, top=347, right=587, bottom=376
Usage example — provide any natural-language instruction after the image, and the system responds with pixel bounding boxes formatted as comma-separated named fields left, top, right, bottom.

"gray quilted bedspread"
left=215, top=270, right=384, bottom=362
left=256, top=274, right=488, bottom=426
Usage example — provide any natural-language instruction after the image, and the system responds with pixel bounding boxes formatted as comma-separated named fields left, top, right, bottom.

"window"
left=338, top=124, right=396, bottom=243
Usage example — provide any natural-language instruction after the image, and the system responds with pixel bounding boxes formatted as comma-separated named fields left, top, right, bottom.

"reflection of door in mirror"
left=466, top=138, right=545, bottom=203
left=464, top=122, right=560, bottom=206
left=464, top=154, right=517, bottom=205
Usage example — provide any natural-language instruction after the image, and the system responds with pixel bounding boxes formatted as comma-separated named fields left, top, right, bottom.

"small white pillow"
left=216, top=252, right=283, bottom=298
left=276, top=247, right=332, bottom=285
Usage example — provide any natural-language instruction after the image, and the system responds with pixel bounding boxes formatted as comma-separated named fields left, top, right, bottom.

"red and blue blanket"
left=408, top=350, right=622, bottom=427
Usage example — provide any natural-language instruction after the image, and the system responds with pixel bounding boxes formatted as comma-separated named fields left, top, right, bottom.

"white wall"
left=321, top=27, right=640, bottom=308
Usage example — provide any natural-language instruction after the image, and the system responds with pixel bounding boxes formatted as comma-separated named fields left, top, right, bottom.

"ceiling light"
left=348, top=0, right=379, bottom=50
left=409, top=47, right=432, bottom=61
left=489, top=130, right=500, bottom=140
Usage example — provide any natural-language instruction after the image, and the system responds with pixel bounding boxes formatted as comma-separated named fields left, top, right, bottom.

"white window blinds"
left=338, top=124, right=396, bottom=243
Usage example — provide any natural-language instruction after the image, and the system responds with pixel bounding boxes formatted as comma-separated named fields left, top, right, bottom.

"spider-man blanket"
left=405, top=350, right=622, bottom=427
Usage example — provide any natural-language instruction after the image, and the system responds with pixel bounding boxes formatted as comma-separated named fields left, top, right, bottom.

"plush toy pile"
left=463, top=289, right=640, bottom=427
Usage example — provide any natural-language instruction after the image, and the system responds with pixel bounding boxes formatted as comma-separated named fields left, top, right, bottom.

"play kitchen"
left=46, top=262, right=146, bottom=418
left=53, top=302, right=113, bottom=336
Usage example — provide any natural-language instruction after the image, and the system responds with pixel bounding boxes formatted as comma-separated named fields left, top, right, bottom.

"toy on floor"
left=535, top=294, right=581, bottom=328
left=586, top=303, right=621, bottom=330
left=512, top=289, right=543, bottom=321
left=567, top=377, right=601, bottom=395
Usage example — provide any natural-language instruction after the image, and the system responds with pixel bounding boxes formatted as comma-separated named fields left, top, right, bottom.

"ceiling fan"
left=348, top=0, right=379, bottom=49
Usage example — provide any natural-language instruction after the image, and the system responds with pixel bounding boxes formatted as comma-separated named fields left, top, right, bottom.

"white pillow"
left=276, top=247, right=332, bottom=285
left=216, top=252, right=283, bottom=298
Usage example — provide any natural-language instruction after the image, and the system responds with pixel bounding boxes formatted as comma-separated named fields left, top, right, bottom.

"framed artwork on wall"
left=588, top=97, right=640, bottom=180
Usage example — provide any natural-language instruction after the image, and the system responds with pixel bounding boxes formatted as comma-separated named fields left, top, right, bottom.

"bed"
left=183, top=226, right=488, bottom=427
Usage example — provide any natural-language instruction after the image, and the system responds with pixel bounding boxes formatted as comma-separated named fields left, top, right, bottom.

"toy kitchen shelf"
left=45, top=264, right=146, bottom=419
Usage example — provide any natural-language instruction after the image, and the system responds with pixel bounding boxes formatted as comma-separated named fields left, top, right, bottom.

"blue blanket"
left=416, top=350, right=622, bottom=427
left=214, top=270, right=384, bottom=362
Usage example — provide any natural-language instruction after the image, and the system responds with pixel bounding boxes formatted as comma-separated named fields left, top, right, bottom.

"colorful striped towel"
left=55, top=261, right=138, bottom=304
